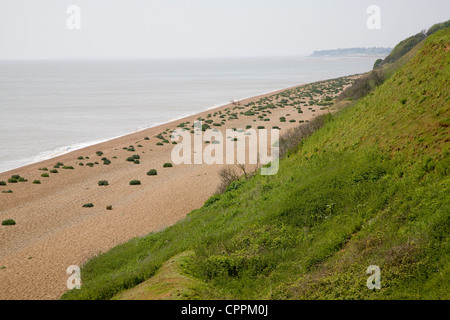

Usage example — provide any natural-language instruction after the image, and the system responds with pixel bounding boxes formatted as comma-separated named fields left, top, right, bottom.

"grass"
left=61, top=28, right=450, bottom=301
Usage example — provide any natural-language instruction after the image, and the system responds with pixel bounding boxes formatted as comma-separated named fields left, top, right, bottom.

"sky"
left=0, top=0, right=449, bottom=59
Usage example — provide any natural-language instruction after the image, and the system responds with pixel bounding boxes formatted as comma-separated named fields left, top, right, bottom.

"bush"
left=129, top=180, right=141, bottom=185
left=62, top=166, right=74, bottom=170
left=1, top=190, right=13, bottom=193
left=41, top=173, right=49, bottom=178
left=0, top=181, right=6, bottom=186
left=147, top=169, right=158, bottom=176
left=11, top=175, right=20, bottom=180
left=82, top=203, right=94, bottom=208
left=96, top=151, right=103, bottom=156
left=106, top=205, right=113, bottom=210
left=50, top=169, right=58, bottom=173
left=33, top=180, right=41, bottom=184
left=2, top=219, right=16, bottom=226
left=7, top=178, right=18, bottom=183
left=98, top=180, right=109, bottom=186
left=163, top=163, right=173, bottom=168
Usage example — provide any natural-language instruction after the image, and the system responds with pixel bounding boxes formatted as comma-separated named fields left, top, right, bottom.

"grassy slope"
left=62, top=28, right=450, bottom=300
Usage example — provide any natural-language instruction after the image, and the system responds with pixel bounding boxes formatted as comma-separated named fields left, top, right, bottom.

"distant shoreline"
left=311, top=47, right=392, bottom=58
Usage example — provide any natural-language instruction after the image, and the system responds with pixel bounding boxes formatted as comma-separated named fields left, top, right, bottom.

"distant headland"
left=311, top=47, right=392, bottom=57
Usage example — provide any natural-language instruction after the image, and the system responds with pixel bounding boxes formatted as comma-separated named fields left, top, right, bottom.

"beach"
left=0, top=76, right=357, bottom=299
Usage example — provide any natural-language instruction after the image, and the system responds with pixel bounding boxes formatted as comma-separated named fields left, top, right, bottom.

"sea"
left=0, top=56, right=384, bottom=173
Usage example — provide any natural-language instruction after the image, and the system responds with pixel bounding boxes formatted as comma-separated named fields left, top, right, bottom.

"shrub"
left=133, top=160, right=140, bottom=164
left=98, top=180, right=109, bottom=186
left=0, top=181, right=6, bottom=186
left=77, top=156, right=84, bottom=160
left=147, top=169, right=158, bottom=176
left=96, top=151, right=103, bottom=156
left=33, top=180, right=41, bottom=184
left=11, top=175, right=20, bottom=180
left=163, top=163, right=173, bottom=168
left=62, top=166, right=74, bottom=170
left=129, top=180, right=141, bottom=185
left=7, top=178, right=18, bottom=183
left=82, top=203, right=94, bottom=208
left=50, top=169, right=58, bottom=173
left=144, top=137, right=150, bottom=140
left=156, top=142, right=164, bottom=146
left=2, top=219, right=16, bottom=226
left=106, top=205, right=113, bottom=210
left=1, top=190, right=13, bottom=193
left=86, top=163, right=94, bottom=167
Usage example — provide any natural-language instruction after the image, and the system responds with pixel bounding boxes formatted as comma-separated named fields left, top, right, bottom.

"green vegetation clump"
left=163, top=163, right=173, bottom=168
left=96, top=151, right=103, bottom=157
left=147, top=169, right=158, bottom=176
left=129, top=180, right=141, bottom=185
left=62, top=166, right=74, bottom=170
left=50, top=169, right=58, bottom=174
left=32, top=180, right=41, bottom=184
left=82, top=203, right=94, bottom=208
left=0, top=181, right=6, bottom=186
left=61, top=28, right=450, bottom=301
left=2, top=219, right=16, bottom=226
left=98, top=180, right=109, bottom=186
left=1, top=190, right=13, bottom=194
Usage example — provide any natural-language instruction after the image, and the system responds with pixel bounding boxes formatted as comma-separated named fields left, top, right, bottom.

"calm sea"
left=0, top=56, right=383, bottom=173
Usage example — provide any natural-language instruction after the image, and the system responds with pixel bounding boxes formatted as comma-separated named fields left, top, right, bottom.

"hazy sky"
left=0, top=0, right=449, bottom=59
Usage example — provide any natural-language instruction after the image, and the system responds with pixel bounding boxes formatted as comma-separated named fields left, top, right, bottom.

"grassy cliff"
left=62, top=28, right=449, bottom=300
